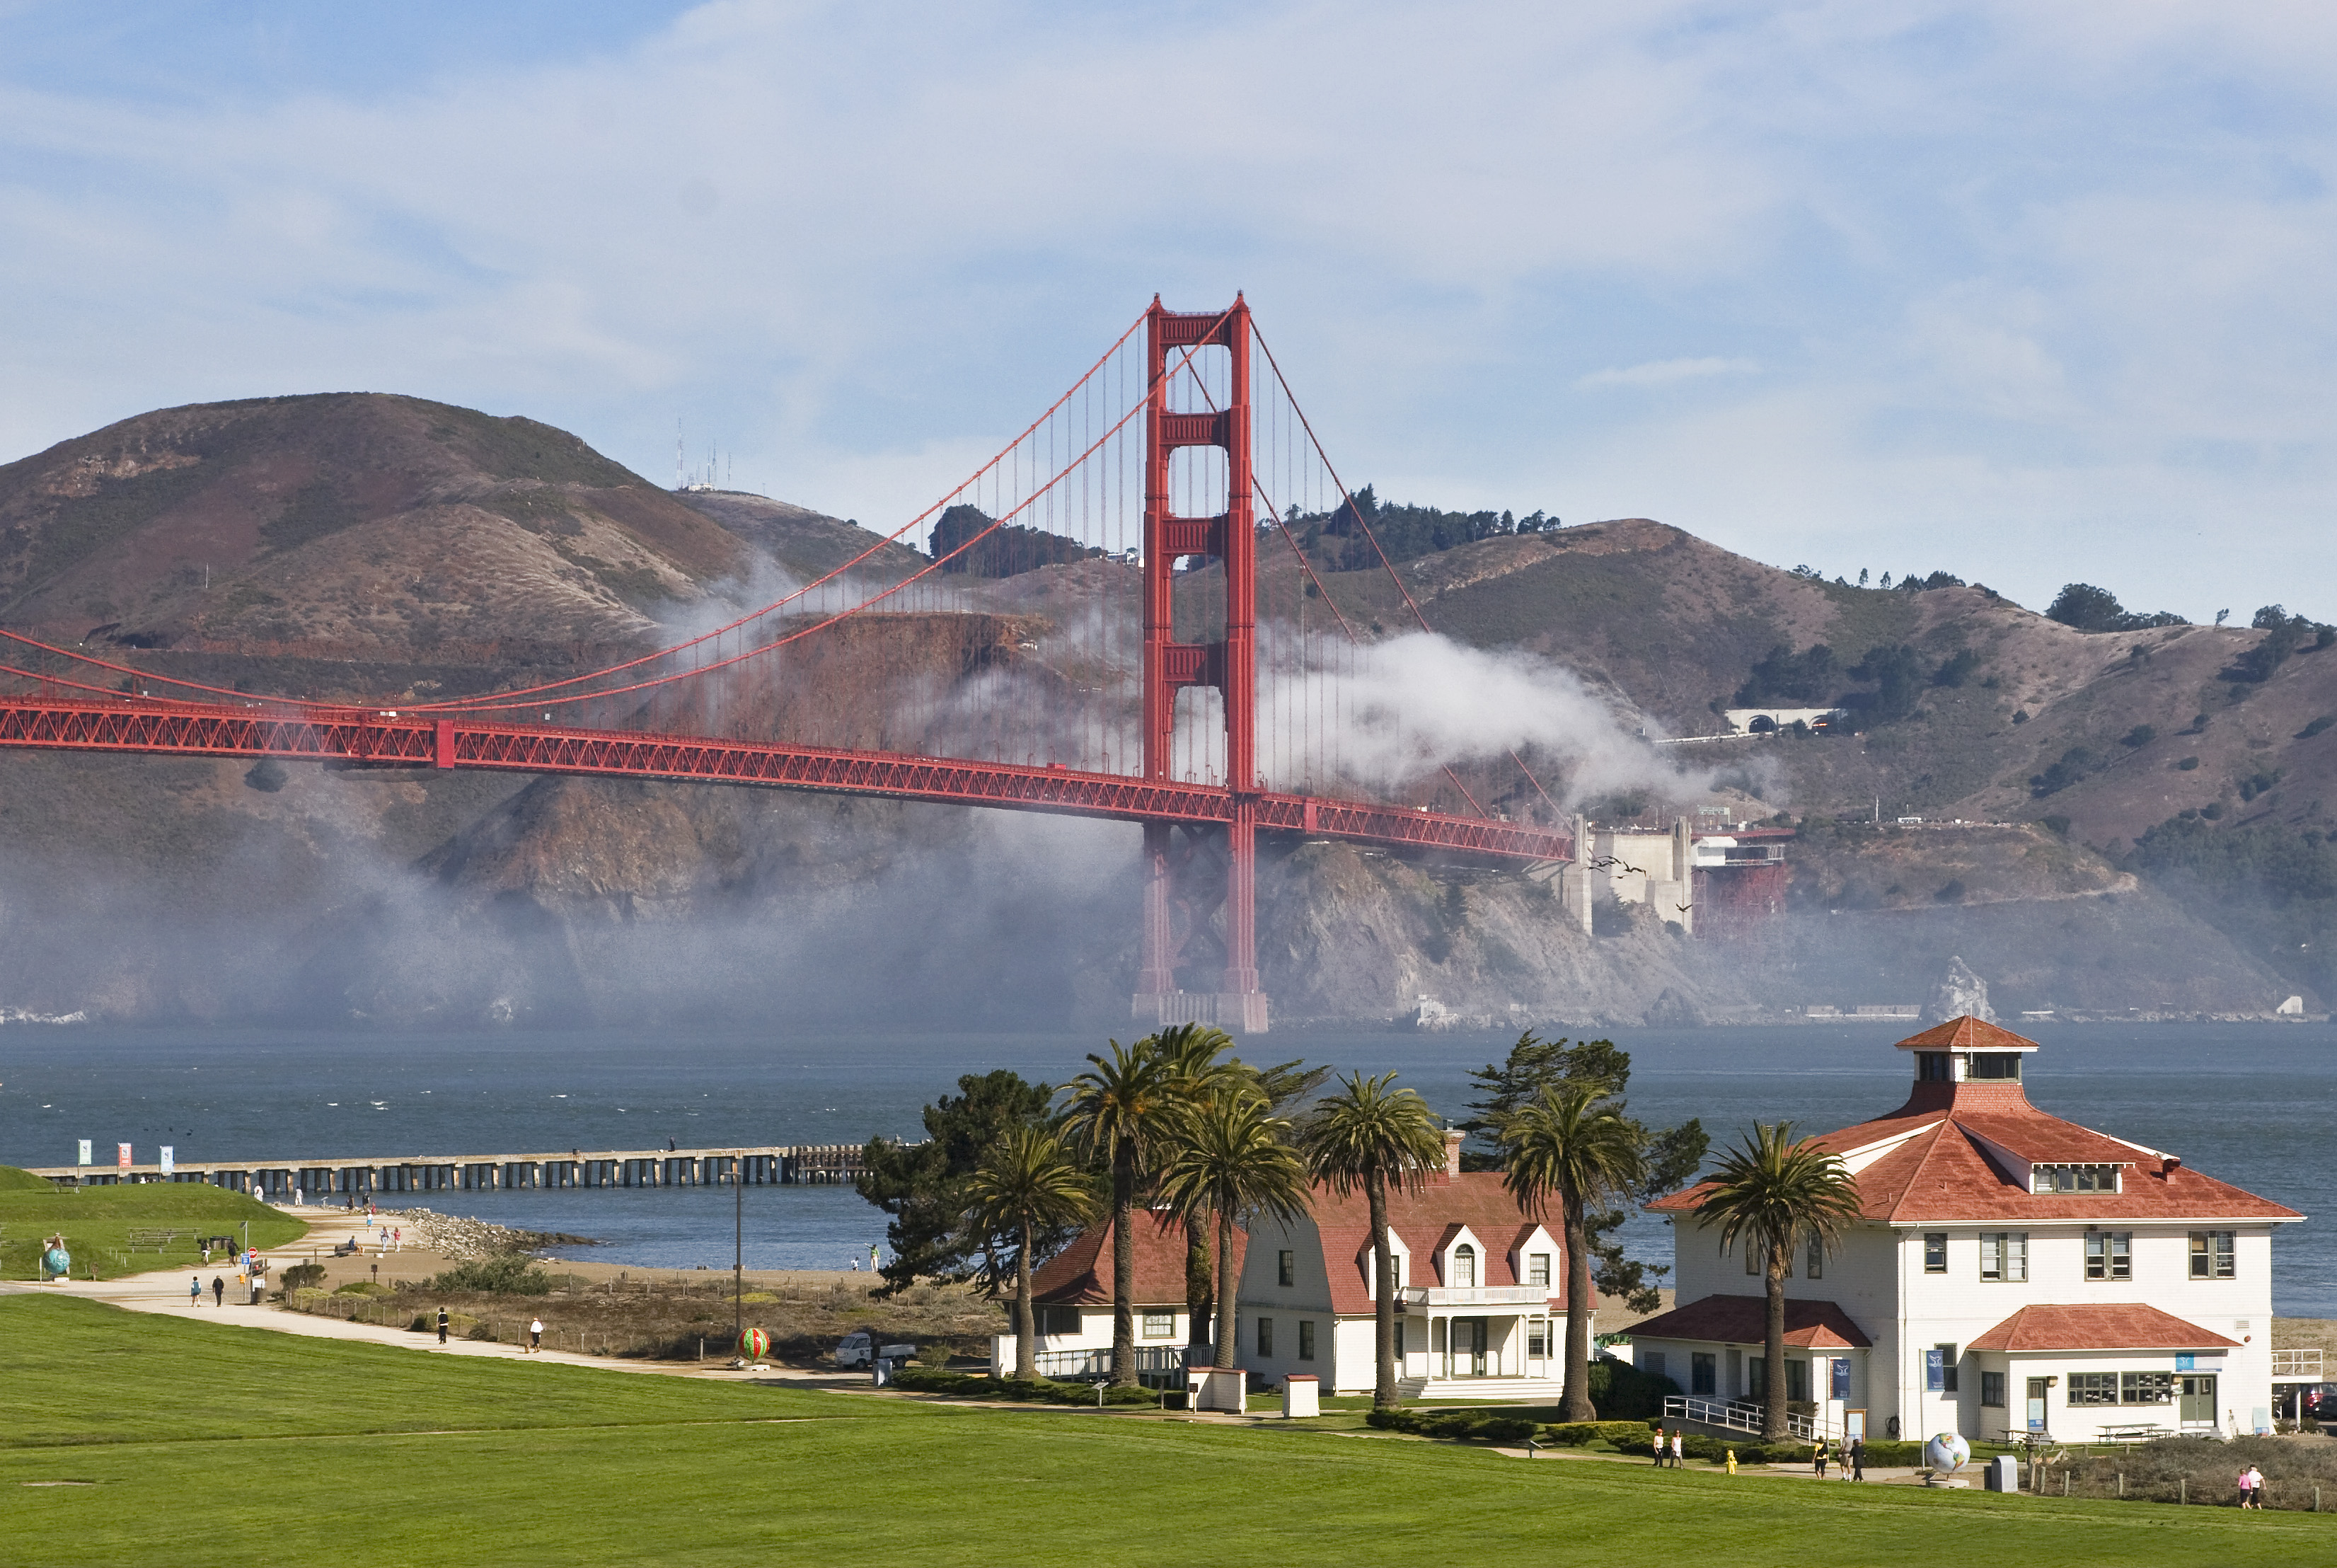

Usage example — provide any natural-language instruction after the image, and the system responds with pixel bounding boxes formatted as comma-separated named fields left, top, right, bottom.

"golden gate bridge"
left=0, top=299, right=1575, bottom=1031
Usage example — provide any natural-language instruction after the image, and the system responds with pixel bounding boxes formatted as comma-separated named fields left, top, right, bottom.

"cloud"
left=1576, top=357, right=1760, bottom=390
left=3, top=3, right=2337, bottom=622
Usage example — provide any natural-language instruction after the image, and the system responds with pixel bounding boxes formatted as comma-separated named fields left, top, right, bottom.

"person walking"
left=211, top=1274, right=225, bottom=1307
left=1814, top=1434, right=1829, bottom=1478
left=189, top=1275, right=202, bottom=1308
left=1670, top=1429, right=1685, bottom=1468
left=2247, top=1465, right=2265, bottom=1509
left=529, top=1317, right=544, bottom=1354
left=1651, top=1429, right=1666, bottom=1466
left=1850, top=1436, right=1866, bottom=1481
left=437, top=1307, right=450, bottom=1345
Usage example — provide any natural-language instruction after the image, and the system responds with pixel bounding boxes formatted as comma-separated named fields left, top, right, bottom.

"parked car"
left=2302, top=1383, right=2337, bottom=1424
left=833, top=1331, right=917, bottom=1371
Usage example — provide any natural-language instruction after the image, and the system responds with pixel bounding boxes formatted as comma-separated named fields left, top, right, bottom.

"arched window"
left=1452, top=1243, right=1477, bottom=1288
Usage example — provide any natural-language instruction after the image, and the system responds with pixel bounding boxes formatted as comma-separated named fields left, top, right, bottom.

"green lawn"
left=4, top=1294, right=2331, bottom=1567
left=0, top=1175, right=305, bottom=1279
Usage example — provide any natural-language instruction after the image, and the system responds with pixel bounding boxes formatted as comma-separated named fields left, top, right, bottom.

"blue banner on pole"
left=1832, top=1357, right=1851, bottom=1399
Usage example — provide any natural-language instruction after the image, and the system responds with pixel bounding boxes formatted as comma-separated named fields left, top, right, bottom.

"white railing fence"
left=1663, top=1395, right=1838, bottom=1444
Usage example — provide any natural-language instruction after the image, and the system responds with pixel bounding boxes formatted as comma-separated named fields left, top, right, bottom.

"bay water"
left=1, top=1022, right=2328, bottom=1315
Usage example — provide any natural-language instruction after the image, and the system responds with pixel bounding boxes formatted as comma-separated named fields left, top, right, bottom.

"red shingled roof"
left=1647, top=1017, right=2300, bottom=1225
left=1626, top=1293, right=1871, bottom=1349
left=1968, top=1303, right=2239, bottom=1354
left=1030, top=1210, right=1241, bottom=1308
left=1892, top=1016, right=2042, bottom=1051
left=1307, top=1172, right=1576, bottom=1316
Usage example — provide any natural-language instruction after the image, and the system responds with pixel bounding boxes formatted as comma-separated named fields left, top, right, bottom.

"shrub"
left=2121, top=724, right=2157, bottom=748
left=1366, top=1408, right=1537, bottom=1443
left=429, top=1254, right=553, bottom=1296
left=1542, top=1419, right=1658, bottom=1448
left=2176, top=756, right=2200, bottom=771
left=2030, top=746, right=2100, bottom=797
left=1588, top=1357, right=1680, bottom=1419
left=2039, top=815, right=2072, bottom=836
left=279, top=1262, right=325, bottom=1292
left=2299, top=716, right=2333, bottom=739
left=1934, top=880, right=1967, bottom=903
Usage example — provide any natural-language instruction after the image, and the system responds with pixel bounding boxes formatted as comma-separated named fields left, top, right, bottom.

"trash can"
left=1983, top=1455, right=2019, bottom=1492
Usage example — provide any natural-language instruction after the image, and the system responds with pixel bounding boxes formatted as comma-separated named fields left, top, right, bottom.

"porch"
left=1393, top=1284, right=1564, bottom=1400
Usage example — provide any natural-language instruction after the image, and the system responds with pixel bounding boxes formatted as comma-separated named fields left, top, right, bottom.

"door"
left=2026, top=1377, right=2048, bottom=1433
left=2180, top=1374, right=2217, bottom=1425
left=1449, top=1318, right=1487, bottom=1376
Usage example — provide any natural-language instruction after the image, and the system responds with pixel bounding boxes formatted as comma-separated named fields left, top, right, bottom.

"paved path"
left=0, top=1247, right=864, bottom=1389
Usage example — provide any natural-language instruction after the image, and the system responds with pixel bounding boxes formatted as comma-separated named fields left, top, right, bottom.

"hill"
left=0, top=393, right=744, bottom=671
left=0, top=396, right=2322, bottom=1025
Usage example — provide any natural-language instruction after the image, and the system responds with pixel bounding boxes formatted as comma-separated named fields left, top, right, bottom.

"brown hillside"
left=0, top=394, right=745, bottom=661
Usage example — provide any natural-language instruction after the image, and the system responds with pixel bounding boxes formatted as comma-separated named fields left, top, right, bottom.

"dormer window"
left=2031, top=1163, right=2119, bottom=1194
left=1451, top=1243, right=1477, bottom=1288
left=1968, top=1052, right=2021, bottom=1080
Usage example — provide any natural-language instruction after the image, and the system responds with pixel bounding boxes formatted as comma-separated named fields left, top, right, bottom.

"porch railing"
left=2272, top=1349, right=2323, bottom=1379
left=1663, top=1395, right=1831, bottom=1443
left=1031, top=1345, right=1188, bottom=1388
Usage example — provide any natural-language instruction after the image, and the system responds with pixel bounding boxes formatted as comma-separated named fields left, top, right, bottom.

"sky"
left=3, top=0, right=2333, bottom=623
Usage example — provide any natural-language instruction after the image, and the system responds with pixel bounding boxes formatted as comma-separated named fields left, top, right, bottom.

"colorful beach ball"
left=738, top=1327, right=771, bottom=1360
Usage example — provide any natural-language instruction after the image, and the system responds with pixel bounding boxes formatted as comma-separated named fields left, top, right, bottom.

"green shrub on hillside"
left=428, top=1255, right=554, bottom=1295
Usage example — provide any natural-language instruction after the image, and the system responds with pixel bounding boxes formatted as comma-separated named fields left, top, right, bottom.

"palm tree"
left=1298, top=1071, right=1446, bottom=1409
left=1058, top=1035, right=1194, bottom=1385
left=1147, top=1024, right=1242, bottom=1337
left=1496, top=1080, right=1646, bottom=1422
left=966, top=1124, right=1096, bottom=1383
left=1692, top=1122, right=1866, bottom=1441
left=1157, top=1083, right=1310, bottom=1369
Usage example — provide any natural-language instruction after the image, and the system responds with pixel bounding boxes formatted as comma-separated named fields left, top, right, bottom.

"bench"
left=330, top=1238, right=363, bottom=1257
left=124, top=1228, right=182, bottom=1252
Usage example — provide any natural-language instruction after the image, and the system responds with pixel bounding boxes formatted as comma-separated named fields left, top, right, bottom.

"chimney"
left=1443, top=1129, right=1466, bottom=1180
left=2162, top=1154, right=2182, bottom=1177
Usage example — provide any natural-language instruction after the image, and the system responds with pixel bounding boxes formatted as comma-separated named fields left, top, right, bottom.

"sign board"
left=1924, top=1347, right=1945, bottom=1392
left=117, top=1143, right=132, bottom=1170
left=159, top=1146, right=175, bottom=1176
left=2176, top=1353, right=2195, bottom=1371
left=1831, top=1357, right=1852, bottom=1400
left=76, top=1139, right=91, bottom=1166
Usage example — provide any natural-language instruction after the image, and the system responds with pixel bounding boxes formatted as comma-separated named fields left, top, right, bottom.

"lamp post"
left=733, top=1153, right=744, bottom=1354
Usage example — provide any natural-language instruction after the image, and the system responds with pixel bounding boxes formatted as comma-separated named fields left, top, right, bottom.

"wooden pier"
left=18, top=1142, right=877, bottom=1199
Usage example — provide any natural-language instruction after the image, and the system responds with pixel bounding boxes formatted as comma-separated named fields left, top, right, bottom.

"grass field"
left=5, top=1296, right=2332, bottom=1567
left=0, top=1171, right=304, bottom=1279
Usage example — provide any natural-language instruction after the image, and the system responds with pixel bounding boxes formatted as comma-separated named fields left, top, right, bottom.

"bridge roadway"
left=0, top=694, right=1576, bottom=864
left=22, top=1143, right=875, bottom=1199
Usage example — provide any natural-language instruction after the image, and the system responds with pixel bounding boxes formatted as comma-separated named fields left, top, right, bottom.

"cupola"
left=1892, top=1015, right=2041, bottom=1108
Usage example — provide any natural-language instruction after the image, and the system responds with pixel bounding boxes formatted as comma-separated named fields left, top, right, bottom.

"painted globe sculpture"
left=1925, top=1432, right=1972, bottom=1475
left=738, top=1327, right=771, bottom=1360
left=41, top=1245, right=69, bottom=1278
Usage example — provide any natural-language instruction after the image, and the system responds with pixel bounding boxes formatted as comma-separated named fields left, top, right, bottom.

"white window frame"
left=1979, top=1231, right=2028, bottom=1281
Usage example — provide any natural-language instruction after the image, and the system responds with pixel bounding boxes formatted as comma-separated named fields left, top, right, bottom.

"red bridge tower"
left=1133, top=296, right=1269, bottom=1033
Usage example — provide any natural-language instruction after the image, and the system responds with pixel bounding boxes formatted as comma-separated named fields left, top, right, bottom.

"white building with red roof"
left=1632, top=1018, right=2302, bottom=1444
left=986, top=1210, right=1231, bottom=1388
left=1233, top=1131, right=1581, bottom=1399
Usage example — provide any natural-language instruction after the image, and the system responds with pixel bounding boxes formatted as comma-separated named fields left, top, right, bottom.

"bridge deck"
left=0, top=696, right=1574, bottom=865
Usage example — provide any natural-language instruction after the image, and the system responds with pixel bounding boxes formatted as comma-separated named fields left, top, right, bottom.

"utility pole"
left=733, top=1153, right=744, bottom=1351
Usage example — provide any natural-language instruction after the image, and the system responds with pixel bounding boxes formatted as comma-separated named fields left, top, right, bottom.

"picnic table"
left=124, top=1227, right=182, bottom=1252
left=2094, top=1424, right=2173, bottom=1444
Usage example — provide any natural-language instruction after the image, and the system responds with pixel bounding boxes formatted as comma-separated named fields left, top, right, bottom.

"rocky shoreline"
left=362, top=1206, right=599, bottom=1261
